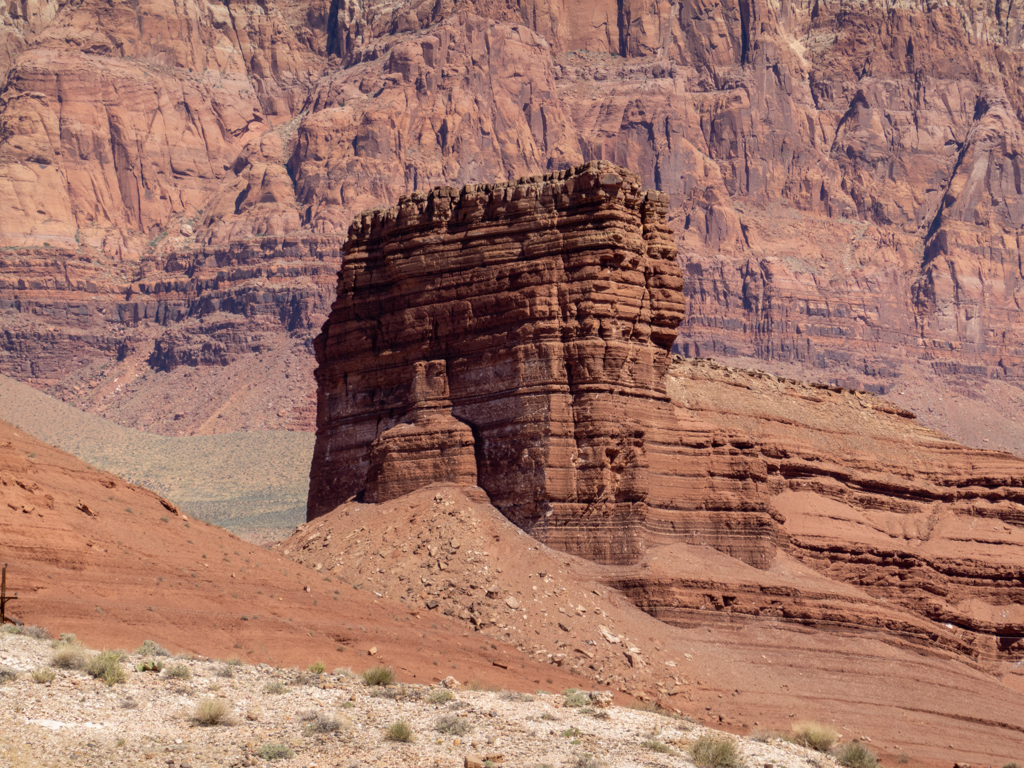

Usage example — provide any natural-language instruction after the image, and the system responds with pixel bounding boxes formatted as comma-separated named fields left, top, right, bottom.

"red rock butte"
left=311, top=162, right=1024, bottom=670
left=308, top=161, right=765, bottom=565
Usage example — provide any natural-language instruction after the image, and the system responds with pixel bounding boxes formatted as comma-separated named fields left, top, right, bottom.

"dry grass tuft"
left=86, top=651, right=126, bottom=686
left=31, top=667, right=55, bottom=684
left=789, top=722, right=838, bottom=752
left=50, top=640, right=87, bottom=670
left=192, top=697, right=232, bottom=726
left=689, top=734, right=743, bottom=768
left=835, top=741, right=878, bottom=768
left=435, top=714, right=473, bottom=736
left=384, top=719, right=414, bottom=742
left=164, top=663, right=191, bottom=680
left=361, top=665, right=396, bottom=687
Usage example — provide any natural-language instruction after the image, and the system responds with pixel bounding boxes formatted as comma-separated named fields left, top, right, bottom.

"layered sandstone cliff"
left=310, top=165, right=1024, bottom=667
left=308, top=162, right=736, bottom=564
left=5, top=0, right=1024, bottom=448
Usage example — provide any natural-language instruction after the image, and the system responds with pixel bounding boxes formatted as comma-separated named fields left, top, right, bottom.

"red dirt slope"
left=0, top=418, right=582, bottom=692
left=281, top=484, right=1024, bottom=768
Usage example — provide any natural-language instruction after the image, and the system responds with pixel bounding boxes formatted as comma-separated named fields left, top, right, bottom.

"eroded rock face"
left=307, top=162, right=775, bottom=566
left=5, top=0, right=1024, bottom=451
left=310, top=163, right=1024, bottom=666
left=617, top=357, right=1024, bottom=662
left=363, top=360, right=478, bottom=503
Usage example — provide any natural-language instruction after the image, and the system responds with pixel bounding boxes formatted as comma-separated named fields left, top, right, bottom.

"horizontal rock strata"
left=308, top=162, right=778, bottom=566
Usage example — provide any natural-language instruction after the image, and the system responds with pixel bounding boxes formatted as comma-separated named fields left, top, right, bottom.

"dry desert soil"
left=0, top=627, right=863, bottom=768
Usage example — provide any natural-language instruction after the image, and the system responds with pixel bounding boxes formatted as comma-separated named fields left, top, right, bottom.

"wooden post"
left=0, top=564, right=17, bottom=625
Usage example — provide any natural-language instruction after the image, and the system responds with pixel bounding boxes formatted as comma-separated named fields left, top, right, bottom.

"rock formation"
left=4, top=0, right=1024, bottom=450
left=310, top=162, right=742, bottom=565
left=311, top=164, right=1024, bottom=669
left=363, top=360, right=478, bottom=503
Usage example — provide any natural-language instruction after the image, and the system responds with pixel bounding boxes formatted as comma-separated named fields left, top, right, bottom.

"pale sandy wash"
left=0, top=630, right=844, bottom=768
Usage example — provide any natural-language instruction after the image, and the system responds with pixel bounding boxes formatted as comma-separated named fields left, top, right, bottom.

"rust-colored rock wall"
left=5, top=0, right=1024, bottom=452
left=310, top=163, right=1024, bottom=667
left=308, top=162, right=778, bottom=566
left=633, top=358, right=1024, bottom=662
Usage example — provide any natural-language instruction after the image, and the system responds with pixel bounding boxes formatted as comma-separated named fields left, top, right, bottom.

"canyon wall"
left=4, top=0, right=1024, bottom=449
left=309, top=164, right=1024, bottom=665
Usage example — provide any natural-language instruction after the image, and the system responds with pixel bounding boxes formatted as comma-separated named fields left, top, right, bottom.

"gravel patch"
left=0, top=629, right=843, bottom=768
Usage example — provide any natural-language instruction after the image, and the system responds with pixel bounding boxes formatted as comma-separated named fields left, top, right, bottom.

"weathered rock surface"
left=309, top=162, right=749, bottom=565
left=635, top=358, right=1024, bottom=662
left=311, top=164, right=1024, bottom=667
left=0, top=0, right=337, bottom=432
left=364, top=360, right=478, bottom=503
left=4, top=0, right=1024, bottom=449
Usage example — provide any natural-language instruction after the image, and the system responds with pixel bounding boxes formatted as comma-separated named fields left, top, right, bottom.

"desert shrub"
left=1004, top=763, right=1022, bottom=768
left=215, top=665, right=234, bottom=679
left=264, top=680, right=288, bottom=694
left=835, top=741, right=878, bottom=768
left=384, top=719, right=414, bottom=742
left=435, top=714, right=473, bottom=736
left=0, top=665, right=17, bottom=684
left=4, top=624, right=50, bottom=641
left=563, top=688, right=589, bottom=707
left=571, top=755, right=605, bottom=768
left=750, top=730, right=785, bottom=743
left=86, top=651, right=126, bottom=686
left=304, top=713, right=346, bottom=736
left=428, top=688, right=454, bottom=704
left=136, top=640, right=169, bottom=657
left=368, top=684, right=422, bottom=702
left=689, top=734, right=743, bottom=768
left=561, top=727, right=583, bottom=739
left=789, top=722, right=838, bottom=752
left=193, top=697, right=232, bottom=726
left=137, top=659, right=164, bottom=673
left=50, top=640, right=88, bottom=670
left=31, top=667, right=55, bottom=683
left=642, top=739, right=673, bottom=753
left=361, top=665, right=396, bottom=686
left=332, top=667, right=354, bottom=678
left=308, top=660, right=325, bottom=674
left=258, top=743, right=294, bottom=761
left=164, top=663, right=191, bottom=680
left=25, top=625, right=51, bottom=641
left=500, top=690, right=535, bottom=702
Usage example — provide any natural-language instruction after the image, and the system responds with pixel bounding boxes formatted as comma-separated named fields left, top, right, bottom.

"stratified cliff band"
left=311, top=163, right=1024, bottom=664
left=309, top=162, right=778, bottom=566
